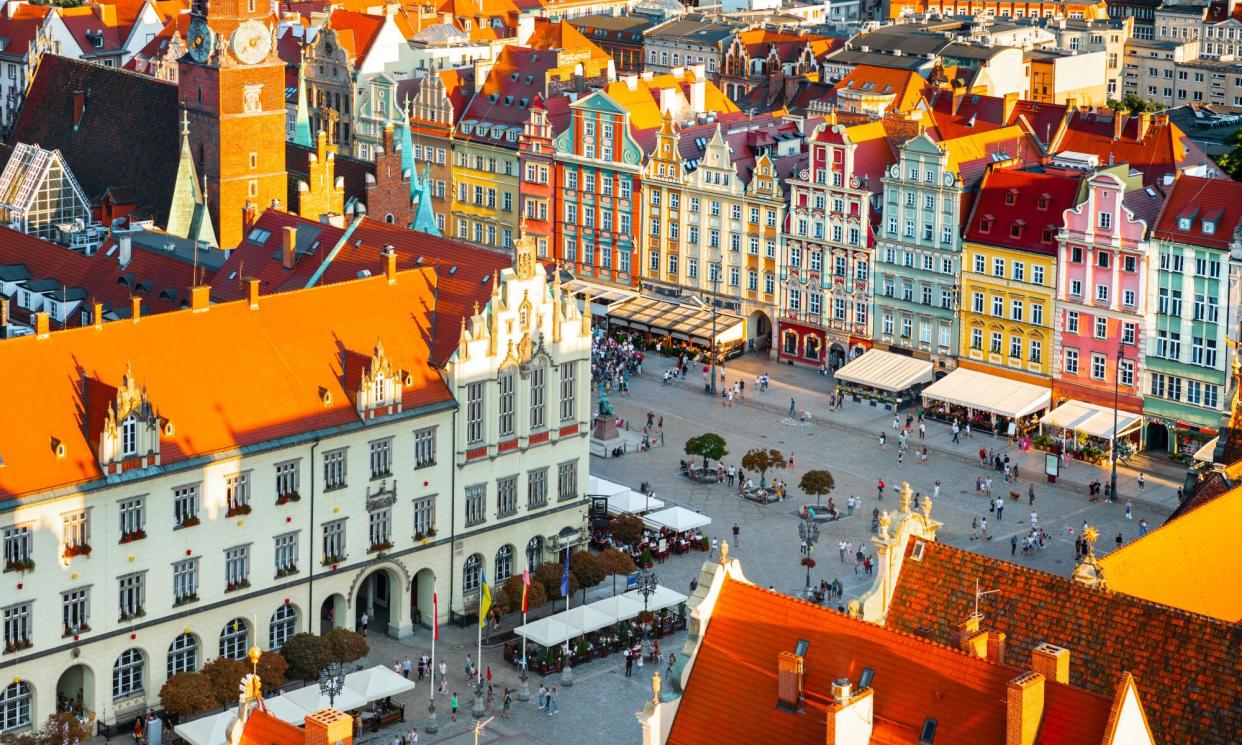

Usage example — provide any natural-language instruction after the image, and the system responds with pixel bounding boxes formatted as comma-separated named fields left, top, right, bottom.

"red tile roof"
left=325, top=9, right=384, bottom=66
left=1054, top=109, right=1210, bottom=187
left=0, top=5, right=54, bottom=61
left=239, top=707, right=306, bottom=745
left=834, top=65, right=927, bottom=113
left=884, top=538, right=1242, bottom=745
left=210, top=210, right=511, bottom=365
left=668, top=574, right=1116, bottom=745
left=457, top=46, right=566, bottom=147
left=964, top=166, right=1081, bottom=255
left=1151, top=173, right=1242, bottom=249
left=924, top=89, right=1068, bottom=148
left=0, top=262, right=452, bottom=500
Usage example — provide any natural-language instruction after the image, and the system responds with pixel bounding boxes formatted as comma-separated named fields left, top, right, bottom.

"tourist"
left=1138, top=518, right=1148, bottom=537
left=1125, top=501, right=1132, bottom=520
left=450, top=692, right=459, bottom=721
left=732, top=522, right=740, bottom=545
left=359, top=611, right=369, bottom=637
left=1138, top=473, right=1146, bottom=490
left=538, top=685, right=548, bottom=710
left=995, top=496, right=1004, bottom=521
left=547, top=688, right=559, bottom=716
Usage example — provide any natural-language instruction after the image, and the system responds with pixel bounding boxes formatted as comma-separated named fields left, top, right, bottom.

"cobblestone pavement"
left=147, top=351, right=1183, bottom=745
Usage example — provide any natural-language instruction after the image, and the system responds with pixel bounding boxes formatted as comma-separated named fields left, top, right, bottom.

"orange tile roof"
left=525, top=18, right=608, bottom=63
left=0, top=265, right=452, bottom=501
left=884, top=538, right=1242, bottom=745
left=239, top=707, right=304, bottom=745
left=327, top=9, right=385, bottom=66
left=835, top=65, right=926, bottom=113
left=1151, top=173, right=1242, bottom=250
left=668, top=574, right=1116, bottom=745
left=602, top=69, right=738, bottom=130
left=940, top=125, right=1042, bottom=185
left=1054, top=109, right=1208, bottom=187
left=1098, top=487, right=1242, bottom=622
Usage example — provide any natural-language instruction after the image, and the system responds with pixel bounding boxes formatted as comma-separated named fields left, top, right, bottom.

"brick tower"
left=178, top=0, right=287, bottom=248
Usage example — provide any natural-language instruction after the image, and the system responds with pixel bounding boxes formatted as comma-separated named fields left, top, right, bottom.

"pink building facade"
left=1053, top=170, right=1152, bottom=419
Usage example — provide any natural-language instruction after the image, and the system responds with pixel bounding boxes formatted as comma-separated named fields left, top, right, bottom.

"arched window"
left=219, top=618, right=249, bottom=660
left=269, top=605, right=297, bottom=650
left=526, top=536, right=543, bottom=569
left=113, top=648, right=144, bottom=699
left=463, top=553, right=482, bottom=593
left=495, top=545, right=514, bottom=583
left=121, top=414, right=137, bottom=457
left=0, top=681, right=31, bottom=732
left=385, top=214, right=395, bottom=224
left=167, top=633, right=198, bottom=677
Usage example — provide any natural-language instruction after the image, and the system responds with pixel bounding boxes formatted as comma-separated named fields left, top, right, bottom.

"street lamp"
left=707, top=272, right=721, bottom=395
left=1110, top=347, right=1124, bottom=503
left=636, top=567, right=658, bottom=612
left=317, top=662, right=346, bottom=707
left=798, top=518, right=820, bottom=593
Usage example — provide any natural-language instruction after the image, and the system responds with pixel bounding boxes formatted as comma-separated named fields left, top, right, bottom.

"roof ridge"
left=45, top=52, right=177, bottom=88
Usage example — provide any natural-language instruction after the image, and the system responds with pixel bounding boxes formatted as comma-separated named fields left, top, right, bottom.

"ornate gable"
left=95, top=362, right=163, bottom=474
left=355, top=339, right=405, bottom=418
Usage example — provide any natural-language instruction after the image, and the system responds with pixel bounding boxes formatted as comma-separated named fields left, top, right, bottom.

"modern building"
left=0, top=143, right=95, bottom=246
left=778, top=119, right=894, bottom=367
left=642, top=16, right=738, bottom=76
left=1144, top=174, right=1242, bottom=455
left=1025, top=48, right=1109, bottom=105
left=959, top=165, right=1081, bottom=386
left=1120, top=38, right=1201, bottom=110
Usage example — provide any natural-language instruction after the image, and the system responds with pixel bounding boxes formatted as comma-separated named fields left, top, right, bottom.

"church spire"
left=167, top=107, right=218, bottom=247
left=410, top=165, right=440, bottom=236
left=293, top=49, right=313, bottom=148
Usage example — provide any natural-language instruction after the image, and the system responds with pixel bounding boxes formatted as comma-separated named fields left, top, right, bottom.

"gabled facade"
left=779, top=120, right=891, bottom=367
left=1053, top=169, right=1152, bottom=418
left=407, top=69, right=463, bottom=237
left=717, top=29, right=837, bottom=105
left=552, top=90, right=643, bottom=285
left=517, top=95, right=559, bottom=259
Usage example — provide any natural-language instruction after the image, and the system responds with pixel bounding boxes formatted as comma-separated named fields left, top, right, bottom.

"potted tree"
left=683, top=433, right=728, bottom=476
left=799, top=469, right=836, bottom=510
left=741, top=448, right=787, bottom=489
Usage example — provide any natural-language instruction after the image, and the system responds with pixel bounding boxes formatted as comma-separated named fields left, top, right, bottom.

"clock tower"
left=178, top=0, right=287, bottom=248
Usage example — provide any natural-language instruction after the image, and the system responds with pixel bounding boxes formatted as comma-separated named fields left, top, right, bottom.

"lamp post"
left=317, top=662, right=346, bottom=707
left=798, top=518, right=820, bottom=594
left=636, top=567, right=658, bottom=613
left=707, top=272, right=721, bottom=395
left=1110, top=347, right=1124, bottom=503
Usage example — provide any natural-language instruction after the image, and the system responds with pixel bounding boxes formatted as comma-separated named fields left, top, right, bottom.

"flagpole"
left=427, top=585, right=438, bottom=734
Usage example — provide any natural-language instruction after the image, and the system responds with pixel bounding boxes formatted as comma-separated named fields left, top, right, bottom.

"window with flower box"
left=2, top=527, right=32, bottom=572
left=322, top=519, right=346, bottom=564
left=413, top=497, right=435, bottom=539
left=275, top=460, right=300, bottom=504
left=173, top=484, right=199, bottom=528
left=62, top=587, right=89, bottom=636
left=368, top=509, right=392, bottom=552
left=2, top=603, right=30, bottom=653
left=224, top=546, right=250, bottom=592
left=275, top=532, right=298, bottom=576
left=225, top=472, right=251, bottom=516
left=118, top=497, right=145, bottom=543
left=173, top=559, right=198, bottom=605
left=118, top=573, right=144, bottom=621
left=413, top=428, right=436, bottom=469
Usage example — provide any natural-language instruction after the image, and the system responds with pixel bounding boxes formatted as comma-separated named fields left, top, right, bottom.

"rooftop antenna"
left=973, top=577, right=1000, bottom=619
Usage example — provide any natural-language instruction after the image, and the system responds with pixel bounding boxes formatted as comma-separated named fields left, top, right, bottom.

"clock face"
left=231, top=20, right=271, bottom=65
left=187, top=17, right=214, bottom=64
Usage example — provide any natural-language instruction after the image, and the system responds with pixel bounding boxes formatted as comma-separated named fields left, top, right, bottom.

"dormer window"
left=1010, top=219, right=1025, bottom=239
left=1178, top=217, right=1191, bottom=230
left=1203, top=220, right=1216, bottom=235
left=1042, top=227, right=1054, bottom=243
left=1004, top=188, right=1018, bottom=206
left=980, top=216, right=993, bottom=233
left=1037, top=194, right=1050, bottom=211
left=121, top=414, right=137, bottom=457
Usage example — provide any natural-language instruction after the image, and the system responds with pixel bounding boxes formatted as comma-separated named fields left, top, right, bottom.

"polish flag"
left=433, top=591, right=439, bottom=641
left=521, top=569, right=531, bottom=614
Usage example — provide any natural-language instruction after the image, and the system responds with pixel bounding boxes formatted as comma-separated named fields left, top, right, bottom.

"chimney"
left=130, top=297, right=142, bottom=323
left=1137, top=112, right=1151, bottom=140
left=190, top=285, right=210, bottom=312
left=1030, top=643, right=1069, bottom=684
left=34, top=311, right=50, bottom=338
left=776, top=650, right=805, bottom=712
left=987, top=631, right=1007, bottom=665
left=1006, top=672, right=1045, bottom=745
left=304, top=709, right=352, bottom=745
left=951, top=83, right=966, bottom=113
left=1002, top=91, right=1018, bottom=122
left=246, top=278, right=260, bottom=309
left=282, top=225, right=297, bottom=270
left=72, top=90, right=87, bottom=130
left=117, top=229, right=132, bottom=268
left=0, top=297, right=8, bottom=334
left=1113, top=108, right=1127, bottom=141
left=92, top=302, right=103, bottom=329
left=622, top=73, right=638, bottom=91
left=383, top=246, right=398, bottom=284
left=825, top=676, right=874, bottom=744
left=658, top=87, right=681, bottom=122
left=690, top=77, right=706, bottom=115
left=955, top=613, right=981, bottom=649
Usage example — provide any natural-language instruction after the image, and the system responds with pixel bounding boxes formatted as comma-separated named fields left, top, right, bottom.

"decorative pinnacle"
left=248, top=645, right=262, bottom=674
left=719, top=539, right=729, bottom=565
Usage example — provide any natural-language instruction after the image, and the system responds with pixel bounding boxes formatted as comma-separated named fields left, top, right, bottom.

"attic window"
left=919, top=718, right=938, bottom=744
left=489, top=93, right=499, bottom=103
left=1010, top=219, right=1025, bottom=238
left=524, top=75, right=534, bottom=84
left=1178, top=217, right=1191, bottom=230
left=858, top=667, right=875, bottom=689
left=911, top=540, right=926, bottom=561
left=504, top=95, right=513, bottom=105
left=448, top=265, right=458, bottom=275
left=1004, top=188, right=1018, bottom=206
left=1203, top=220, right=1217, bottom=235
left=510, top=72, right=519, bottom=81
left=1036, top=194, right=1049, bottom=210
left=1042, top=226, right=1054, bottom=243
left=980, top=216, right=993, bottom=233
left=248, top=228, right=272, bottom=244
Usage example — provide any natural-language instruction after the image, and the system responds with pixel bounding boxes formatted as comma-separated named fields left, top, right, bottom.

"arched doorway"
left=410, top=568, right=435, bottom=629
left=1146, top=421, right=1170, bottom=452
left=355, top=567, right=406, bottom=638
left=746, top=310, right=772, bottom=352
left=829, top=343, right=846, bottom=370
left=320, top=593, right=346, bottom=635
left=56, top=664, right=93, bottom=717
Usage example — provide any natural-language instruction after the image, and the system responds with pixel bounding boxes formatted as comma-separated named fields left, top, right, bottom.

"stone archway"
left=56, top=664, right=94, bottom=718
left=320, top=593, right=346, bottom=635
left=746, top=310, right=772, bottom=352
left=353, top=566, right=410, bottom=639
left=410, top=568, right=436, bottom=630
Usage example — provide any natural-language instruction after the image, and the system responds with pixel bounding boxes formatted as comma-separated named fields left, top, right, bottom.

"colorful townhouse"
left=406, top=68, right=473, bottom=236
left=1052, top=166, right=1158, bottom=429
left=778, top=119, right=894, bottom=367
left=959, top=165, right=1080, bottom=386
left=517, top=94, right=567, bottom=260
left=637, top=113, right=794, bottom=351
left=1144, top=175, right=1242, bottom=455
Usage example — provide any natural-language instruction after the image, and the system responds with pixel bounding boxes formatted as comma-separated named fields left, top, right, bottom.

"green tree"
left=159, top=672, right=218, bottom=717
left=1216, top=128, right=1242, bottom=179
left=799, top=469, right=836, bottom=507
left=684, top=433, right=728, bottom=469
left=1106, top=94, right=1160, bottom=114
left=325, top=627, right=369, bottom=663
left=280, top=633, right=331, bottom=681
left=569, top=551, right=606, bottom=588
left=608, top=513, right=644, bottom=545
left=741, top=448, right=786, bottom=488
left=597, top=547, right=637, bottom=595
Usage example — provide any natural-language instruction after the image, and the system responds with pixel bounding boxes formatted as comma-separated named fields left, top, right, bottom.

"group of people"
left=591, top=334, right=644, bottom=394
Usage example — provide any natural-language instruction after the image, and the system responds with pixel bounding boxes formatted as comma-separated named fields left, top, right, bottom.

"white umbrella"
left=605, top=490, right=665, bottom=515
left=514, top=616, right=583, bottom=647
left=343, top=666, right=416, bottom=702
left=588, top=476, right=630, bottom=497
left=642, top=506, right=711, bottom=533
left=560, top=605, right=615, bottom=634
left=625, top=585, right=688, bottom=612
left=586, top=593, right=645, bottom=623
left=282, top=682, right=367, bottom=713
left=174, top=711, right=236, bottom=745
left=256, top=696, right=311, bottom=725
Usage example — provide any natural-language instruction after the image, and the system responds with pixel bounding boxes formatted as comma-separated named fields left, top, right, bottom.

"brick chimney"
left=130, top=297, right=142, bottom=323
left=825, top=677, right=874, bottom=744
left=1113, top=108, right=1127, bottom=141
left=246, top=278, right=260, bottom=309
left=384, top=246, right=397, bottom=284
left=0, top=296, right=8, bottom=334
left=92, top=302, right=103, bottom=329
left=1006, top=672, right=1045, bottom=745
left=282, top=225, right=297, bottom=270
left=305, top=709, right=352, bottom=745
left=1137, top=112, right=1152, bottom=141
left=987, top=631, right=1007, bottom=665
left=34, top=311, right=50, bottom=338
left=776, top=650, right=805, bottom=712
left=1030, top=643, right=1069, bottom=684
left=955, top=613, right=981, bottom=649
left=190, top=285, right=210, bottom=312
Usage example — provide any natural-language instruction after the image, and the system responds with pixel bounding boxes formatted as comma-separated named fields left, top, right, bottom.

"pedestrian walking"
left=464, top=654, right=473, bottom=678
left=981, top=517, right=989, bottom=540
left=996, top=497, right=1004, bottom=521
left=970, top=517, right=979, bottom=540
left=1115, top=533, right=1124, bottom=549
left=666, top=653, right=677, bottom=677
left=1125, top=501, right=1132, bottom=520
left=1138, top=518, right=1148, bottom=537
left=450, top=693, right=459, bottom=721
left=892, top=416, right=899, bottom=431
left=1138, top=473, right=1146, bottom=490
left=1028, top=484, right=1035, bottom=504
left=839, top=540, right=846, bottom=562
left=710, top=537, right=719, bottom=557
left=933, top=481, right=941, bottom=499
left=538, top=685, right=548, bottom=710
left=402, top=656, right=411, bottom=679
left=624, top=649, right=633, bottom=677
left=879, top=432, right=887, bottom=450
left=919, top=422, right=926, bottom=439
left=876, top=479, right=885, bottom=500
left=789, top=398, right=796, bottom=416
left=732, top=522, right=740, bottom=545
left=788, top=453, right=796, bottom=469
left=548, top=688, right=559, bottom=716
left=951, top=422, right=961, bottom=443
left=359, top=612, right=369, bottom=637
left=1029, top=510, right=1038, bottom=527
left=965, top=423, right=972, bottom=438
left=502, top=689, right=512, bottom=719
left=1011, top=534, right=1018, bottom=556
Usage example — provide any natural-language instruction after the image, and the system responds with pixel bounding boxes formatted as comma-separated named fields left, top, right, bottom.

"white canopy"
left=1193, top=436, right=1219, bottom=463
left=174, top=712, right=236, bottom=745
left=514, top=617, right=583, bottom=647
left=605, top=489, right=665, bottom=515
left=586, top=593, right=645, bottom=622
left=642, top=506, right=711, bottom=533
left=282, top=682, right=367, bottom=713
left=344, top=666, right=417, bottom=702
left=588, top=476, right=630, bottom=497
left=560, top=605, right=616, bottom=634
left=1041, top=400, right=1143, bottom=440
left=624, top=585, right=688, bottom=612
left=922, top=367, right=1050, bottom=419
left=835, top=349, right=933, bottom=393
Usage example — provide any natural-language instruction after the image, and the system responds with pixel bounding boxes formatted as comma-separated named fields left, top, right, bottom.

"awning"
left=563, top=278, right=637, bottom=305
left=607, top=295, right=744, bottom=344
left=514, top=617, right=583, bottom=647
left=642, top=506, right=711, bottom=533
left=605, top=490, right=665, bottom=515
left=623, top=585, right=688, bottom=612
left=1193, top=436, right=1219, bottom=462
left=1040, top=400, right=1142, bottom=440
left=256, top=696, right=312, bottom=725
left=174, top=712, right=235, bottom=745
left=834, top=349, right=933, bottom=393
left=921, top=367, right=1050, bottom=419
left=586, top=593, right=645, bottom=622
left=560, top=605, right=616, bottom=634
left=344, top=666, right=417, bottom=702
left=588, top=476, right=630, bottom=498
left=282, top=682, right=367, bottom=713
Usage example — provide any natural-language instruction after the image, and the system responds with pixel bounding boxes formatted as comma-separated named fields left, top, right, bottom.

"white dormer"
left=356, top=339, right=404, bottom=418
left=97, top=362, right=162, bottom=474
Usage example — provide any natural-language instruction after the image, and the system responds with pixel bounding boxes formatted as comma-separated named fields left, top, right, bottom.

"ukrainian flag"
left=479, top=570, right=493, bottom=627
